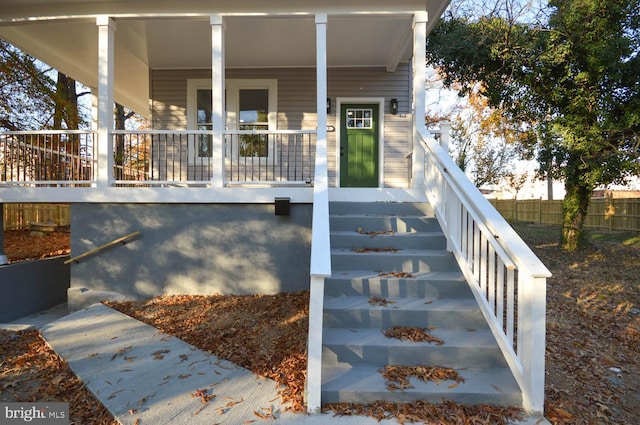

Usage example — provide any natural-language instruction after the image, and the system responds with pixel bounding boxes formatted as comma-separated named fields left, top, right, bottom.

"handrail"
left=64, top=231, right=140, bottom=264
left=416, top=128, right=550, bottom=414
left=305, top=122, right=331, bottom=414
left=418, top=130, right=550, bottom=278
left=0, top=130, right=98, bottom=135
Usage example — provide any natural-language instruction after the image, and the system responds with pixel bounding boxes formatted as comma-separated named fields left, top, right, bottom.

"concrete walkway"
left=2, top=303, right=548, bottom=425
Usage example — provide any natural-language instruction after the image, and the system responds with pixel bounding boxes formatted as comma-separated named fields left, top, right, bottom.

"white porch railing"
left=225, top=130, right=315, bottom=185
left=114, top=130, right=316, bottom=186
left=1, top=130, right=316, bottom=187
left=0, top=130, right=96, bottom=186
left=416, top=128, right=551, bottom=413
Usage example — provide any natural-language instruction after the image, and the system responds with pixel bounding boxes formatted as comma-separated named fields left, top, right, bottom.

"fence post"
left=538, top=197, right=542, bottom=224
left=0, top=203, right=7, bottom=265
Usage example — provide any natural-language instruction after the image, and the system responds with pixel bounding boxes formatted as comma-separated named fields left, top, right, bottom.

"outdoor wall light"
left=390, top=98, right=399, bottom=115
left=327, top=98, right=331, bottom=114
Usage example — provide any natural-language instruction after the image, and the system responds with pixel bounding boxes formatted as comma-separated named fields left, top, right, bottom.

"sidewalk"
left=17, top=303, right=399, bottom=424
left=3, top=303, right=548, bottom=425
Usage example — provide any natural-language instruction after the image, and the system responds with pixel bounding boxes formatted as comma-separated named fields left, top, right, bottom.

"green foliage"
left=427, top=0, right=640, bottom=250
left=0, top=40, right=56, bottom=130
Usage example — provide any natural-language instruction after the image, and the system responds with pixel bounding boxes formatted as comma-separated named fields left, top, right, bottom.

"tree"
left=427, top=0, right=640, bottom=250
left=451, top=88, right=527, bottom=187
left=0, top=40, right=55, bottom=130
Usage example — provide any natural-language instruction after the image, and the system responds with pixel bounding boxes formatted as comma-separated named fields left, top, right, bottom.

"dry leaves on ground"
left=106, top=291, right=310, bottom=412
left=357, top=228, right=395, bottom=236
left=352, top=247, right=399, bottom=253
left=3, top=228, right=70, bottom=263
left=514, top=224, right=640, bottom=425
left=379, top=271, right=414, bottom=278
left=383, top=326, right=444, bottom=345
left=0, top=329, right=117, bottom=424
left=369, top=296, right=397, bottom=307
left=379, top=365, right=465, bottom=391
left=324, top=400, right=524, bottom=425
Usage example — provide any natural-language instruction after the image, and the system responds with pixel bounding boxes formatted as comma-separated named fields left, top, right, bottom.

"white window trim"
left=187, top=78, right=278, bottom=162
left=336, top=97, right=385, bottom=188
left=186, top=79, right=215, bottom=162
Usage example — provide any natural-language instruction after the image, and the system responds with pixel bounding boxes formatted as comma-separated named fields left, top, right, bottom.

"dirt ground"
left=1, top=224, right=639, bottom=424
left=2, top=228, right=70, bottom=262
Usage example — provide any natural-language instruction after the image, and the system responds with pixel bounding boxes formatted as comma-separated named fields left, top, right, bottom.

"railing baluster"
left=497, top=257, right=505, bottom=331
left=488, top=243, right=496, bottom=315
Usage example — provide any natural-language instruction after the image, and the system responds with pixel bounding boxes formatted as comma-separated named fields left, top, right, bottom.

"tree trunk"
left=561, top=179, right=593, bottom=251
left=53, top=72, right=79, bottom=130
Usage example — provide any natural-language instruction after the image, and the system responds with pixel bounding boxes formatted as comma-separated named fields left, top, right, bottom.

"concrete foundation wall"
left=0, top=256, right=70, bottom=322
left=70, top=203, right=312, bottom=299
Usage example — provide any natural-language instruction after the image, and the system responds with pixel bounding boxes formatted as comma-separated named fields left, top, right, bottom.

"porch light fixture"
left=327, top=98, right=331, bottom=114
left=390, top=98, right=399, bottom=115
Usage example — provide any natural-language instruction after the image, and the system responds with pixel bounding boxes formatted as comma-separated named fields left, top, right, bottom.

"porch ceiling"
left=0, top=14, right=416, bottom=116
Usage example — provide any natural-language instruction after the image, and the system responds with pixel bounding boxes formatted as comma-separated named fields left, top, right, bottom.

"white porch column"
left=210, top=15, right=226, bottom=187
left=96, top=16, right=116, bottom=188
left=412, top=11, right=428, bottom=188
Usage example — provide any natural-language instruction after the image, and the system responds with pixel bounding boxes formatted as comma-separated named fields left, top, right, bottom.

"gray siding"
left=150, top=64, right=412, bottom=187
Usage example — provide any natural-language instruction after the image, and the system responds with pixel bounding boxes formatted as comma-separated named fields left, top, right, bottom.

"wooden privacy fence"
left=490, top=198, right=640, bottom=232
left=3, top=203, right=70, bottom=230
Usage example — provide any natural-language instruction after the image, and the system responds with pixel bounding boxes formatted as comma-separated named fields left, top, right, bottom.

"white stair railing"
left=416, top=128, right=551, bottom=414
left=306, top=116, right=331, bottom=413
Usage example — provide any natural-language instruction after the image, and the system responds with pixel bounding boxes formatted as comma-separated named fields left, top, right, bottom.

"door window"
left=346, top=108, right=373, bottom=129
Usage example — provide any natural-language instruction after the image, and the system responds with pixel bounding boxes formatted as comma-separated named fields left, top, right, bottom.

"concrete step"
left=330, top=231, right=447, bottom=250
left=324, top=271, right=469, bottom=298
left=321, top=365, right=521, bottom=406
left=322, top=328, right=508, bottom=369
left=331, top=249, right=459, bottom=273
left=323, top=296, right=485, bottom=329
left=330, top=215, right=442, bottom=233
left=329, top=202, right=436, bottom=217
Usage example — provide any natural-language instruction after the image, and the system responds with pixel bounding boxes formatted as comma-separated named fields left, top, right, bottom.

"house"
left=0, top=0, right=550, bottom=417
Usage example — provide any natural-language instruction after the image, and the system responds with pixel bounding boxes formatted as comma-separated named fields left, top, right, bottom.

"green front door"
left=340, top=104, right=379, bottom=187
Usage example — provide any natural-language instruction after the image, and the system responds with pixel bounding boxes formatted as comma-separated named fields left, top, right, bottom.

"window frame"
left=187, top=78, right=278, bottom=162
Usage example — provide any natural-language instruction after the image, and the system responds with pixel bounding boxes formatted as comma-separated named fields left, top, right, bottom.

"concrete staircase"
left=321, top=202, right=521, bottom=406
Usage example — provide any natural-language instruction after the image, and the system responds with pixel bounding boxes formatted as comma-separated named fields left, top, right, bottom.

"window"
left=238, top=88, right=269, bottom=157
left=196, top=89, right=212, bottom=157
left=187, top=79, right=277, bottom=160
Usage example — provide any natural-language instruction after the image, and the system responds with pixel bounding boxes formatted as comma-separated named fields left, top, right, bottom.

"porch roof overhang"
left=0, top=1, right=450, bottom=117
